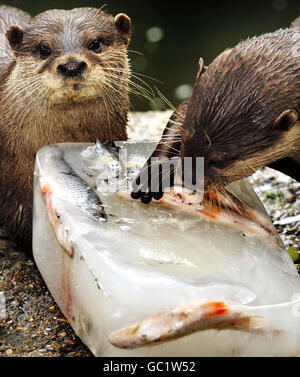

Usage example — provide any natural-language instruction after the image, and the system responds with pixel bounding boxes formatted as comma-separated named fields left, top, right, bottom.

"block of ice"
left=33, top=142, right=300, bottom=357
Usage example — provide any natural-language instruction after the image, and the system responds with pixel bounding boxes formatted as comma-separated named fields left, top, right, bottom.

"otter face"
left=182, top=100, right=299, bottom=190
left=6, top=8, right=131, bottom=105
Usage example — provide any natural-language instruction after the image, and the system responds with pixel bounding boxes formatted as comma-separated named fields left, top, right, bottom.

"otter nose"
left=57, top=61, right=87, bottom=78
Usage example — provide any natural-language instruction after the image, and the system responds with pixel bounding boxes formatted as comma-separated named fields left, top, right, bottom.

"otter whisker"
left=153, top=149, right=181, bottom=157
left=160, top=137, right=182, bottom=142
left=156, top=141, right=181, bottom=154
left=104, top=70, right=153, bottom=95
left=103, top=73, right=154, bottom=102
left=167, top=119, right=184, bottom=130
left=102, top=76, right=145, bottom=102
left=14, top=84, right=47, bottom=128
left=154, top=86, right=176, bottom=111
left=103, top=68, right=156, bottom=97
left=1, top=79, right=46, bottom=127
left=163, top=125, right=184, bottom=132
left=127, top=49, right=144, bottom=56
left=105, top=66, right=163, bottom=84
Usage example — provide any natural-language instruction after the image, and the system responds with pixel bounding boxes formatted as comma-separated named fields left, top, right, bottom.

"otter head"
left=181, top=30, right=300, bottom=191
left=6, top=7, right=131, bottom=105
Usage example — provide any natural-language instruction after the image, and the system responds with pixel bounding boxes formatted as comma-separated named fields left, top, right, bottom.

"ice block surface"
left=33, top=142, right=300, bottom=357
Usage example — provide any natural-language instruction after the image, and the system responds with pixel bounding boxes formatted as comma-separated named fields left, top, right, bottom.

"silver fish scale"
left=47, top=146, right=107, bottom=221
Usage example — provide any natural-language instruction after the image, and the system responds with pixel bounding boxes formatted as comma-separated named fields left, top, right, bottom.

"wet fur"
left=133, top=21, right=300, bottom=201
left=183, top=25, right=300, bottom=184
left=181, top=28, right=300, bottom=187
left=0, top=6, right=131, bottom=251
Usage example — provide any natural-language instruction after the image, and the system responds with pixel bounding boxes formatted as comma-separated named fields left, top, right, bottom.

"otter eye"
left=88, top=39, right=102, bottom=52
left=39, top=44, right=52, bottom=59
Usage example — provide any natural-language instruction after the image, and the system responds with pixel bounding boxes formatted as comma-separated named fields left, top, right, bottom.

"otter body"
left=133, top=24, right=300, bottom=203
left=0, top=6, right=131, bottom=250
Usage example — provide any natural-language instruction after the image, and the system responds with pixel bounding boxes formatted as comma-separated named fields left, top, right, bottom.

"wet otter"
left=132, top=23, right=300, bottom=203
left=0, top=6, right=131, bottom=251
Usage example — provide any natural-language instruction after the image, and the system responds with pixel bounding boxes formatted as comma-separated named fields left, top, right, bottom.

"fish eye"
left=39, top=44, right=52, bottom=59
left=88, top=39, right=102, bottom=52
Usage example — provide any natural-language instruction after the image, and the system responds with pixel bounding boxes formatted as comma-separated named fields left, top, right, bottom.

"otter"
left=132, top=23, right=300, bottom=203
left=0, top=6, right=131, bottom=251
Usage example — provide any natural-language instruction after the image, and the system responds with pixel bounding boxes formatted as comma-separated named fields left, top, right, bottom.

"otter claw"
left=131, top=158, right=175, bottom=204
left=153, top=192, right=164, bottom=201
left=131, top=190, right=164, bottom=204
left=141, top=193, right=153, bottom=204
left=131, top=192, right=141, bottom=200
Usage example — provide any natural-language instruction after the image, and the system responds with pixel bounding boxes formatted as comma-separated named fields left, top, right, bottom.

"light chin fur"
left=220, top=129, right=300, bottom=186
left=45, top=78, right=102, bottom=104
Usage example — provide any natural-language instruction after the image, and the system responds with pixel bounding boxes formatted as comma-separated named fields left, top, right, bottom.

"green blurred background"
left=1, top=0, right=299, bottom=111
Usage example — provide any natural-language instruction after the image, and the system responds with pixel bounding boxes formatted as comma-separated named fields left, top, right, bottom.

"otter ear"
left=115, top=13, right=131, bottom=42
left=274, top=109, right=299, bottom=131
left=196, top=58, right=207, bottom=80
left=6, top=25, right=24, bottom=50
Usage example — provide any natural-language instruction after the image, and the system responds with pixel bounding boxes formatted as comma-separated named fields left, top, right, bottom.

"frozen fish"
left=33, top=142, right=300, bottom=357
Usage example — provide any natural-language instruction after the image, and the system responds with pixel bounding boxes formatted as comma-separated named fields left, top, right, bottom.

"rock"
left=5, top=349, right=13, bottom=356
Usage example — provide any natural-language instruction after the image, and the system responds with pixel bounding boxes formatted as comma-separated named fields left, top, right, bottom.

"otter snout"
left=57, top=60, right=87, bottom=78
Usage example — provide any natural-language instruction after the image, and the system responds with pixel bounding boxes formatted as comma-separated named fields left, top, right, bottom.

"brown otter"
left=0, top=6, right=131, bottom=251
left=132, top=23, right=300, bottom=203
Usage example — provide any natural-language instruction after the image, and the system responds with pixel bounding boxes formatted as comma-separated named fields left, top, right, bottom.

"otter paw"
left=131, top=160, right=175, bottom=204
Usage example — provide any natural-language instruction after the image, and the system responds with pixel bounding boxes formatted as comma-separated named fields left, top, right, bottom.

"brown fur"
left=0, top=6, right=131, bottom=251
left=132, top=23, right=300, bottom=201
left=180, top=28, right=300, bottom=188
